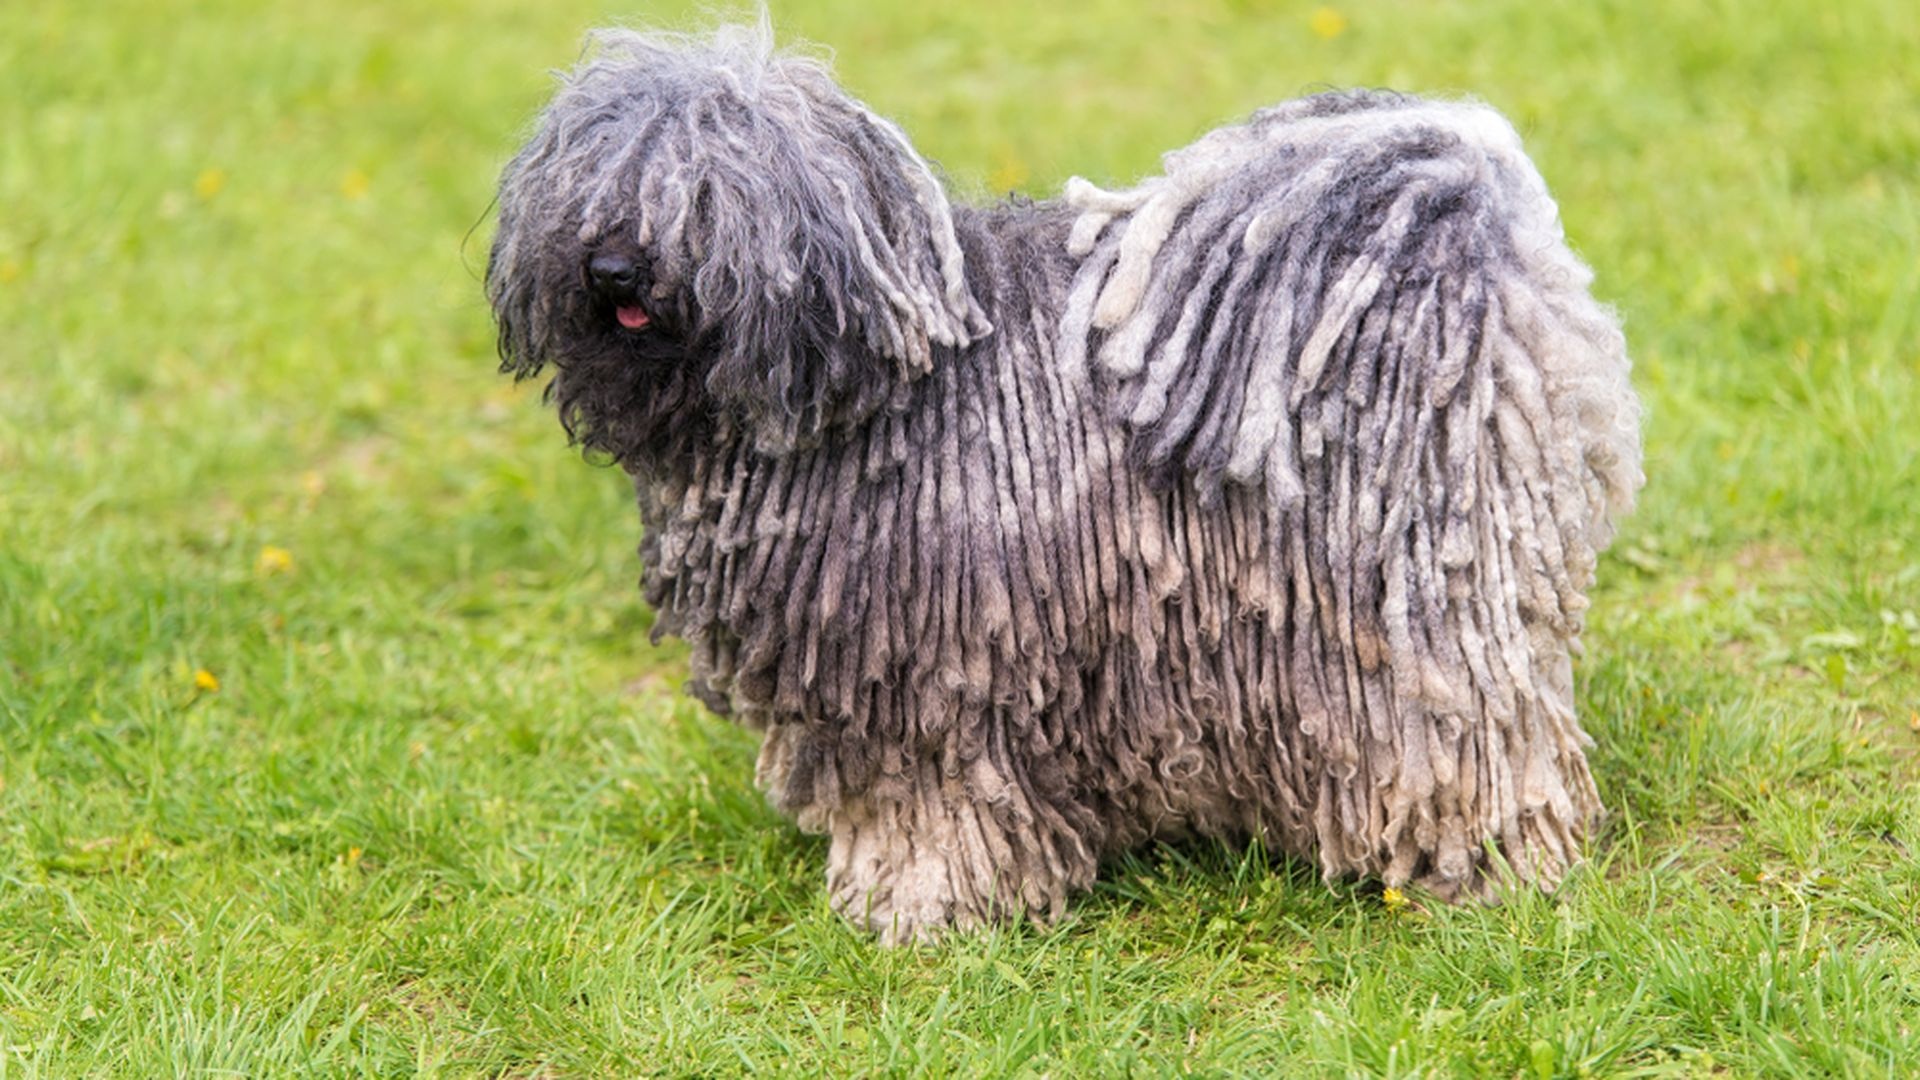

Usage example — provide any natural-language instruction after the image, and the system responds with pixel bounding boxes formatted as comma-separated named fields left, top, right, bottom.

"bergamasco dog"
left=486, top=20, right=1642, bottom=943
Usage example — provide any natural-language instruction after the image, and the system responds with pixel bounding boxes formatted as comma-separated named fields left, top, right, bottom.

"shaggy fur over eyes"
left=487, top=21, right=1642, bottom=944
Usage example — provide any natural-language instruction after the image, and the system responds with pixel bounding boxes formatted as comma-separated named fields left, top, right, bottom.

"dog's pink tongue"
left=616, top=306, right=650, bottom=330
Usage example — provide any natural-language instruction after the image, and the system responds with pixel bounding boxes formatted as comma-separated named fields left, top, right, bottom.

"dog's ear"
left=572, top=27, right=993, bottom=443
left=687, top=81, right=994, bottom=439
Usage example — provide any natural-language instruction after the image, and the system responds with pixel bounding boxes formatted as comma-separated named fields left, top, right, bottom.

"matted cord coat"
left=487, top=24, right=1642, bottom=943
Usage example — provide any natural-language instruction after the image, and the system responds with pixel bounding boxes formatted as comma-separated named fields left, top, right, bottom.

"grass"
left=3, top=0, right=1918, bottom=1074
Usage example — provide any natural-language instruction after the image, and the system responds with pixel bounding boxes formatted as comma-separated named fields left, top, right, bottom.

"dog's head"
left=486, top=21, right=990, bottom=463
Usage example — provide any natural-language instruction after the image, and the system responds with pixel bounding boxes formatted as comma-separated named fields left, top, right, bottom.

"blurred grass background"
left=3, top=0, right=1918, bottom=1074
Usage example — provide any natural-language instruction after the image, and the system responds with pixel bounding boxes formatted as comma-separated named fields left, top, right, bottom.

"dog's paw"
left=832, top=849, right=968, bottom=946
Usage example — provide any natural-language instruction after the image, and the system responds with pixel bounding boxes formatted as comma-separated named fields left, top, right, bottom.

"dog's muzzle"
left=588, top=252, right=652, bottom=330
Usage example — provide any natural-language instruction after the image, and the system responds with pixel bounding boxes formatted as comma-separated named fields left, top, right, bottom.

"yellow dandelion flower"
left=194, top=168, right=227, bottom=200
left=256, top=544, right=295, bottom=576
left=1309, top=7, right=1348, bottom=40
left=193, top=668, right=220, bottom=692
left=340, top=168, right=371, bottom=200
left=988, top=152, right=1030, bottom=194
left=1382, top=886, right=1409, bottom=912
left=0, top=259, right=20, bottom=284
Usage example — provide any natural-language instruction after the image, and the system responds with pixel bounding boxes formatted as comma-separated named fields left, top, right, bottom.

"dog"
left=486, top=22, right=1642, bottom=943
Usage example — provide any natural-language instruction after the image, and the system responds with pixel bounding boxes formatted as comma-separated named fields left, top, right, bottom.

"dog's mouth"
left=615, top=305, right=651, bottom=331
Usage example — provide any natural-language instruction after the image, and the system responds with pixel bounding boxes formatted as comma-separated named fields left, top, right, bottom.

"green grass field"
left=5, top=0, right=1919, bottom=1074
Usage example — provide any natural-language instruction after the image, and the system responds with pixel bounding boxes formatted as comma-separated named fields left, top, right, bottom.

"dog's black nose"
left=588, top=252, right=642, bottom=296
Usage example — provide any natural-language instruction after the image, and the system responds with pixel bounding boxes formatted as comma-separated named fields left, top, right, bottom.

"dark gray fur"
left=488, top=23, right=1642, bottom=942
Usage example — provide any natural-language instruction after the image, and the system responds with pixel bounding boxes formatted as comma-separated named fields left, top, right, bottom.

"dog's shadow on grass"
left=616, top=700, right=1449, bottom=947
left=610, top=683, right=1637, bottom=958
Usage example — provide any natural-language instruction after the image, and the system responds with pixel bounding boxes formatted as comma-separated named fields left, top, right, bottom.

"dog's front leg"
left=811, top=741, right=1097, bottom=946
